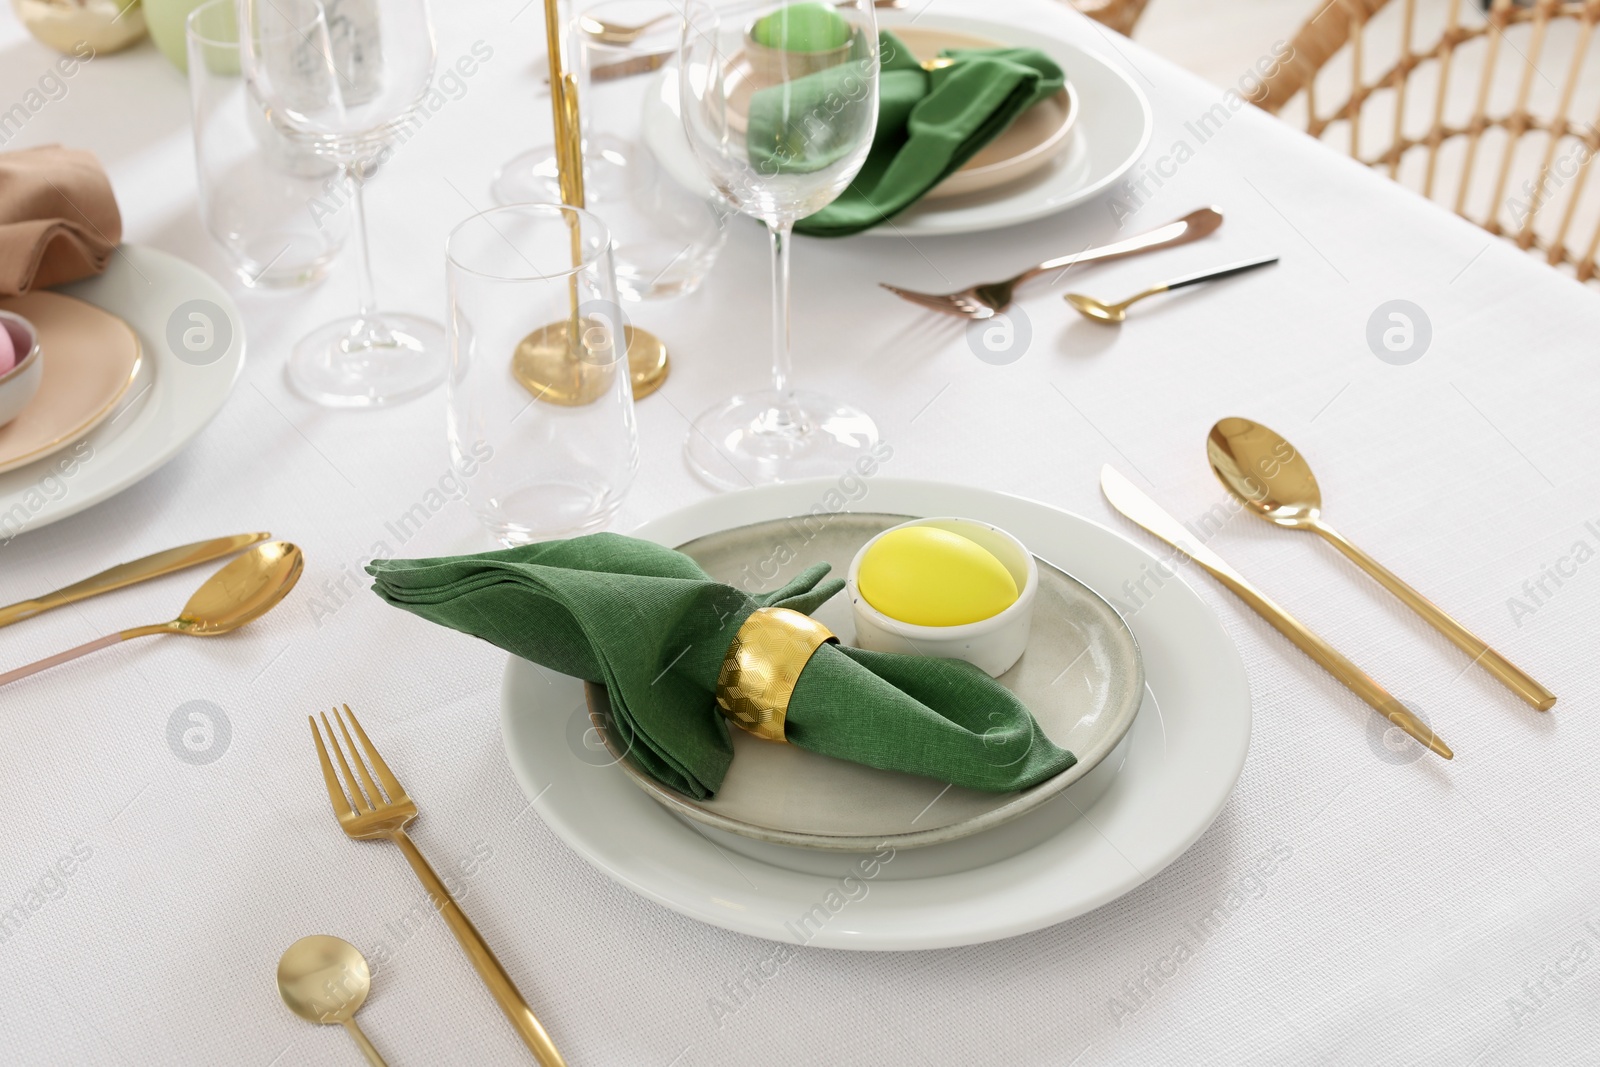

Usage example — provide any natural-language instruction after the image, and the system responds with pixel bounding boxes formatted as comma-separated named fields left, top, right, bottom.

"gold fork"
left=880, top=207, right=1223, bottom=320
left=310, top=705, right=567, bottom=1066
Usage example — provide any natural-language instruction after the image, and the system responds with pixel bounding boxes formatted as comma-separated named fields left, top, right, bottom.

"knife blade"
left=0, top=532, right=272, bottom=629
left=1099, top=466, right=1451, bottom=760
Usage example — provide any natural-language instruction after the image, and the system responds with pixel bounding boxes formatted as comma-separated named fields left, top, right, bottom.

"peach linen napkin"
left=0, top=145, right=121, bottom=297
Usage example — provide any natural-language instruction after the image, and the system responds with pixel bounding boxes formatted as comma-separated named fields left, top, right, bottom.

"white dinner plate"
left=0, top=246, right=245, bottom=538
left=501, top=481, right=1251, bottom=950
left=643, top=15, right=1152, bottom=238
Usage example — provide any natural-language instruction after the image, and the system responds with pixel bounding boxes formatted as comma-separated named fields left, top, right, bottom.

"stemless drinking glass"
left=446, top=205, right=639, bottom=544
left=679, top=0, right=881, bottom=488
left=237, top=0, right=446, bottom=407
left=188, top=0, right=346, bottom=287
left=492, top=0, right=727, bottom=300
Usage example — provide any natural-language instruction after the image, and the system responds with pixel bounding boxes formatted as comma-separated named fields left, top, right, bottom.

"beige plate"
left=720, top=25, right=1077, bottom=203
left=588, top=512, right=1143, bottom=852
left=0, top=291, right=141, bottom=474
left=894, top=26, right=1081, bottom=201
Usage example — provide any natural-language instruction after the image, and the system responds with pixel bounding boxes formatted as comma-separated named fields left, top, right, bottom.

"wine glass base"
left=685, top=390, right=879, bottom=490
left=490, top=149, right=562, bottom=207
left=287, top=313, right=447, bottom=408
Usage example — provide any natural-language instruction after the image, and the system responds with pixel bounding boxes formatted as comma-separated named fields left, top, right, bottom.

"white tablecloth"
left=2, top=2, right=1598, bottom=1063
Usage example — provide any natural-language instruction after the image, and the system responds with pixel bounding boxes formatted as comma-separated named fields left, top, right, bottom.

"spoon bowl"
left=170, top=540, right=304, bottom=636
left=1065, top=293, right=1127, bottom=323
left=278, top=935, right=388, bottom=1066
left=1206, top=416, right=1323, bottom=527
left=277, top=934, right=372, bottom=1025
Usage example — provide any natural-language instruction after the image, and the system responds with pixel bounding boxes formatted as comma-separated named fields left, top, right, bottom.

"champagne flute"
left=679, top=0, right=880, bottom=487
left=237, top=0, right=446, bottom=407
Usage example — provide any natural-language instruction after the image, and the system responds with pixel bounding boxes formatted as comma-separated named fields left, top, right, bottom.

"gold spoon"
left=1208, top=418, right=1556, bottom=711
left=277, top=935, right=387, bottom=1067
left=1065, top=255, right=1278, bottom=323
left=0, top=541, right=303, bottom=687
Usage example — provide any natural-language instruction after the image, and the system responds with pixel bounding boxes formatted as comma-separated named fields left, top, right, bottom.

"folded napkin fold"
left=0, top=145, right=121, bottom=297
left=368, top=534, right=1075, bottom=799
left=747, top=31, right=1064, bottom=236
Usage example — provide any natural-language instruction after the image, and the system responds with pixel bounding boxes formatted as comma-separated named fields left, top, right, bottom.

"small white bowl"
left=0, top=311, right=42, bottom=428
left=846, top=517, right=1038, bottom=677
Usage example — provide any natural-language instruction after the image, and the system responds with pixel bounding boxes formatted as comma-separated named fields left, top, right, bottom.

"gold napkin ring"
left=715, top=607, right=837, bottom=744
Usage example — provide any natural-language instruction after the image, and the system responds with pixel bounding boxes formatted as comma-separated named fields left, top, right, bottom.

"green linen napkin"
left=746, top=29, right=1065, bottom=236
left=367, top=533, right=1074, bottom=800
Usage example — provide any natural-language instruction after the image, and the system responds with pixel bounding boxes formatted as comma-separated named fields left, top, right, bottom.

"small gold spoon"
left=1065, top=255, right=1278, bottom=323
left=1207, top=417, right=1556, bottom=711
left=277, top=935, right=387, bottom=1067
left=0, top=541, right=303, bottom=687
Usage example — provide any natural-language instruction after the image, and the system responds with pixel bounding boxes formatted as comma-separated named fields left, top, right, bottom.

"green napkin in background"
left=747, top=30, right=1064, bottom=236
left=368, top=534, right=1074, bottom=800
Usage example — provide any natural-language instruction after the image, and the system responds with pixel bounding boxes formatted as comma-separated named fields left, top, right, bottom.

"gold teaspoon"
left=1065, top=255, right=1278, bottom=323
left=1207, top=418, right=1555, bottom=711
left=0, top=541, right=303, bottom=688
left=277, top=935, right=387, bottom=1067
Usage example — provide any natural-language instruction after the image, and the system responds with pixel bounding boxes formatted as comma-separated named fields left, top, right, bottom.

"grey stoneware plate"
left=586, top=513, right=1143, bottom=852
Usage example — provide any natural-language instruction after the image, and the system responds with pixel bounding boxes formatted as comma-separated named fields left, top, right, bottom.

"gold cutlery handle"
left=0, top=621, right=180, bottom=687
left=342, top=1019, right=388, bottom=1067
left=0, top=533, right=269, bottom=629
left=0, top=632, right=126, bottom=687
left=389, top=830, right=566, bottom=1066
left=1197, top=559, right=1452, bottom=759
left=1025, top=206, right=1223, bottom=281
left=584, top=50, right=669, bottom=85
left=1100, top=465, right=1451, bottom=758
left=1312, top=521, right=1556, bottom=711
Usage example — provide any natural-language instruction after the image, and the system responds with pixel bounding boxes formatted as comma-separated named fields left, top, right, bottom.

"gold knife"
left=0, top=532, right=272, bottom=629
left=1099, top=466, right=1452, bottom=760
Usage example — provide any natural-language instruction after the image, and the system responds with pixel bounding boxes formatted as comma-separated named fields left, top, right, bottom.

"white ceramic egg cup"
left=0, top=311, right=43, bottom=428
left=846, top=516, right=1038, bottom=677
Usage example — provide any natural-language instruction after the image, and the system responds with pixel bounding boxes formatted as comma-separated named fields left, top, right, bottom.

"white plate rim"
left=501, top=480, right=1252, bottom=950
left=0, top=245, right=246, bottom=536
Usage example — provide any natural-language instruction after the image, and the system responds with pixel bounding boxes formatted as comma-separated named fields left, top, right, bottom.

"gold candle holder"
left=515, top=0, right=669, bottom=406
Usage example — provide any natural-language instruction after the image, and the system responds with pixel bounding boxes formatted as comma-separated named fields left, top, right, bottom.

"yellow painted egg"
left=858, top=526, right=1019, bottom=627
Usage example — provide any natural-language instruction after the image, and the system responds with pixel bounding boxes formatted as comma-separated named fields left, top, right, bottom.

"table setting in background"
left=0, top=0, right=1596, bottom=1064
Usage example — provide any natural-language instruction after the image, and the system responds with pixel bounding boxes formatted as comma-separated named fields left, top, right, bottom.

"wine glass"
left=679, top=0, right=880, bottom=487
left=237, top=0, right=446, bottom=407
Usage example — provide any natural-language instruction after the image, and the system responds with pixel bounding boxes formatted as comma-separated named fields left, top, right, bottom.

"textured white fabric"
left=1, top=2, right=1597, bottom=1064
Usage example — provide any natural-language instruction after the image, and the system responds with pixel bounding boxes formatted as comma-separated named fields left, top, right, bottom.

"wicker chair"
left=1073, top=0, right=1152, bottom=37
left=1259, top=0, right=1600, bottom=282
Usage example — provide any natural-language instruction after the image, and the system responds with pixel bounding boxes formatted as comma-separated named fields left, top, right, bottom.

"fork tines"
left=310, top=704, right=410, bottom=821
left=879, top=282, right=997, bottom=320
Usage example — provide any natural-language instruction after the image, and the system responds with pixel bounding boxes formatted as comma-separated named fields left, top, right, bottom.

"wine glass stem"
left=767, top=220, right=802, bottom=432
left=344, top=161, right=394, bottom=347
